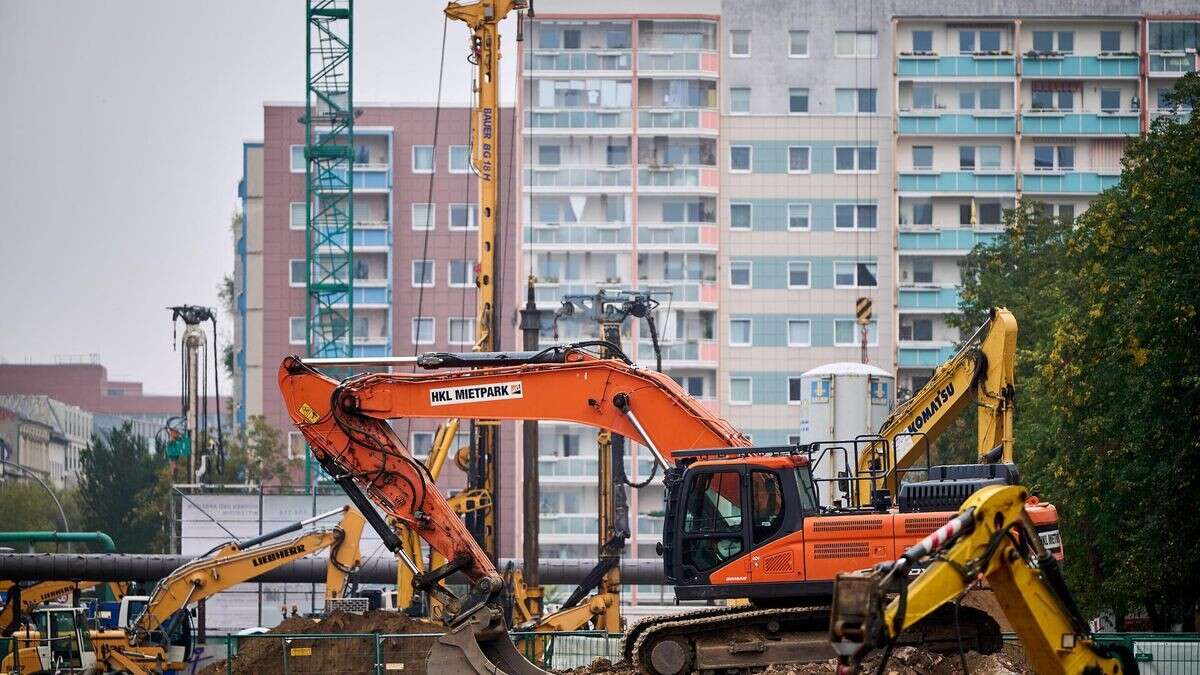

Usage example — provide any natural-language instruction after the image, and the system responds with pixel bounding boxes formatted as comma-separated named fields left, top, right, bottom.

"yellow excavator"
left=1, top=581, right=127, bottom=636
left=2, top=505, right=365, bottom=674
left=829, top=484, right=1137, bottom=675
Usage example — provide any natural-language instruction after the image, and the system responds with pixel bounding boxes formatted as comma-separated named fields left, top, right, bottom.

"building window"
left=729, top=30, right=751, bottom=57
left=789, top=30, right=809, bottom=57
left=834, top=319, right=879, bottom=346
left=912, top=146, right=933, bottom=170
left=787, top=261, right=811, bottom=289
left=835, top=88, right=877, bottom=114
left=412, top=259, right=434, bottom=287
left=537, top=144, right=561, bottom=166
left=289, top=259, right=306, bottom=286
left=960, top=29, right=1001, bottom=53
left=1034, top=144, right=1075, bottom=171
left=449, top=145, right=470, bottom=173
left=606, top=143, right=629, bottom=165
left=412, top=145, right=435, bottom=173
left=911, top=30, right=933, bottom=53
left=290, top=145, right=305, bottom=172
left=449, top=259, right=473, bottom=287
left=290, top=202, right=307, bottom=229
left=449, top=203, right=478, bottom=230
left=787, top=319, right=811, bottom=347
left=728, top=377, right=752, bottom=405
left=788, top=377, right=803, bottom=405
left=835, top=204, right=878, bottom=230
left=787, top=203, right=811, bottom=231
left=787, top=146, right=811, bottom=173
left=1032, top=30, right=1073, bottom=53
left=979, top=202, right=1003, bottom=225
left=911, top=201, right=933, bottom=226
left=448, top=317, right=475, bottom=345
left=834, top=31, right=877, bottom=58
left=788, top=88, right=809, bottom=113
left=1031, top=89, right=1074, bottom=111
left=674, top=375, right=705, bottom=398
left=912, top=84, right=935, bottom=109
left=729, top=87, right=751, bottom=114
left=959, top=145, right=1002, bottom=170
left=834, top=261, right=879, bottom=287
left=978, top=86, right=1001, bottom=110
left=834, top=146, right=877, bottom=173
left=412, top=203, right=435, bottom=230
left=1100, top=88, right=1122, bottom=112
left=912, top=258, right=934, bottom=284
left=900, top=318, right=934, bottom=342
left=728, top=318, right=752, bottom=346
left=729, top=145, right=752, bottom=172
left=788, top=434, right=803, bottom=446
left=412, top=317, right=435, bottom=345
left=287, top=432, right=305, bottom=460
left=729, top=260, right=752, bottom=288
left=289, top=317, right=305, bottom=344
left=410, top=431, right=435, bottom=459
left=1100, top=30, right=1122, bottom=52
left=730, top=203, right=752, bottom=230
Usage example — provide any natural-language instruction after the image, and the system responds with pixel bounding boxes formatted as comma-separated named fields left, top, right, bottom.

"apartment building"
left=0, top=395, right=92, bottom=489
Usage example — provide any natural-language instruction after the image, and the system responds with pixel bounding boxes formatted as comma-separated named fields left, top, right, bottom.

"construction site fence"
left=205, top=631, right=1200, bottom=675
left=212, top=629, right=623, bottom=674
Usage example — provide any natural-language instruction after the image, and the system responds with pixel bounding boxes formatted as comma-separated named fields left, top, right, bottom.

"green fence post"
left=282, top=637, right=289, bottom=675
left=374, top=633, right=383, bottom=675
left=225, top=635, right=233, bottom=675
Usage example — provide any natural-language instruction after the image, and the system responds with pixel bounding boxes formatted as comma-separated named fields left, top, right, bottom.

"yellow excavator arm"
left=130, top=505, right=365, bottom=636
left=830, top=485, right=1135, bottom=675
left=857, top=307, right=1017, bottom=505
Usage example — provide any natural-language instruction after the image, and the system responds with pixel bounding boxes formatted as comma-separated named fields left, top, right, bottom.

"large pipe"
left=0, top=532, right=117, bottom=553
left=0, top=554, right=665, bottom=586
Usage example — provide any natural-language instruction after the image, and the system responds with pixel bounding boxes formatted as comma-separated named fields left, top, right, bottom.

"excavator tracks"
left=623, top=603, right=1001, bottom=675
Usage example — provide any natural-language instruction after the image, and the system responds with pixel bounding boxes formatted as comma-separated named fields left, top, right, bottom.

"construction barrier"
left=1094, top=633, right=1200, bottom=675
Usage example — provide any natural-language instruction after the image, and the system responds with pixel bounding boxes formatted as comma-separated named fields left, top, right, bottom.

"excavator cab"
left=2, top=605, right=97, bottom=674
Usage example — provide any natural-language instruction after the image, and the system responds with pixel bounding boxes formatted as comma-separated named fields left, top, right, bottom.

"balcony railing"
left=1021, top=111, right=1140, bottom=135
left=897, top=112, right=1016, bottom=135
left=329, top=286, right=390, bottom=306
left=524, top=49, right=631, bottom=71
left=638, top=339, right=718, bottom=364
left=320, top=227, right=390, bottom=248
left=899, top=345, right=959, bottom=368
left=897, top=54, right=1016, bottom=77
left=524, top=108, right=632, bottom=130
left=317, top=167, right=390, bottom=191
left=533, top=282, right=628, bottom=304
left=637, top=223, right=718, bottom=248
left=898, top=228, right=1001, bottom=252
left=1021, top=171, right=1120, bottom=194
left=639, top=280, right=718, bottom=304
left=524, top=166, right=631, bottom=188
left=897, top=171, right=1017, bottom=193
left=1149, top=53, right=1195, bottom=75
left=1021, top=54, right=1140, bottom=78
left=636, top=50, right=719, bottom=73
left=898, top=285, right=961, bottom=311
left=637, top=166, right=718, bottom=190
left=637, top=108, right=719, bottom=132
left=526, top=223, right=631, bottom=246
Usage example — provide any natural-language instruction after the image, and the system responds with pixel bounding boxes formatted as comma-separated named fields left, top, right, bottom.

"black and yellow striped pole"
left=856, top=297, right=872, bottom=364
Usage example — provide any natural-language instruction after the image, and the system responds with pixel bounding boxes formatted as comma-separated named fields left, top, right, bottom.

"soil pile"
left=199, top=610, right=443, bottom=675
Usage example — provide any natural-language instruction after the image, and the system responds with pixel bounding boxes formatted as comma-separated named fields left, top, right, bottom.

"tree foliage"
left=0, top=482, right=83, bottom=550
left=207, top=415, right=297, bottom=485
left=76, top=422, right=170, bottom=553
left=955, top=73, right=1200, bottom=628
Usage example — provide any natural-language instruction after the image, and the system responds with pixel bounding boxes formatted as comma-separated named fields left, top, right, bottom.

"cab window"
left=750, top=471, right=785, bottom=544
left=684, top=471, right=743, bottom=533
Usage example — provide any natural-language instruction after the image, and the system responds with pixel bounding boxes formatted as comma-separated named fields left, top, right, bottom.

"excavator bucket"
left=427, top=605, right=551, bottom=675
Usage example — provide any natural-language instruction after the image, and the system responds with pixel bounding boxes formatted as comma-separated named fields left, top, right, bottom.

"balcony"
left=1021, top=111, right=1140, bottom=136
left=1149, top=53, right=1196, bottom=77
left=526, top=223, right=631, bottom=249
left=898, top=285, right=961, bottom=312
left=539, top=455, right=600, bottom=484
left=638, top=339, right=719, bottom=369
left=523, top=166, right=631, bottom=191
left=352, top=344, right=390, bottom=357
left=1021, top=54, right=1140, bottom=78
left=639, top=280, right=719, bottom=307
left=898, top=228, right=1001, bottom=254
left=330, top=286, right=390, bottom=307
left=897, top=171, right=1016, bottom=194
left=637, top=108, right=719, bottom=134
left=636, top=166, right=719, bottom=193
left=1021, top=171, right=1120, bottom=194
left=315, top=167, right=390, bottom=192
left=524, top=108, right=632, bottom=133
left=897, top=54, right=1016, bottom=78
left=897, top=112, right=1016, bottom=135
left=899, top=344, right=959, bottom=368
left=636, top=223, right=718, bottom=251
left=533, top=281, right=627, bottom=305
left=524, top=49, right=632, bottom=73
left=319, top=226, right=391, bottom=250
left=636, top=50, right=719, bottom=76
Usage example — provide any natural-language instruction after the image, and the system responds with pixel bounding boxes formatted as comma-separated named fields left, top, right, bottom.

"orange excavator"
left=279, top=309, right=1054, bottom=674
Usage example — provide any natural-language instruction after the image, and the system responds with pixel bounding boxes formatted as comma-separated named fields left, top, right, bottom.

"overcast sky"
left=0, top=0, right=516, bottom=394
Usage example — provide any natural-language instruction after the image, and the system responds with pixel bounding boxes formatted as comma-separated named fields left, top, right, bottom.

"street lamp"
left=0, top=459, right=71, bottom=544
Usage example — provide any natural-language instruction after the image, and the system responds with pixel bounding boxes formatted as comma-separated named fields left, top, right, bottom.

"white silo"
left=795, top=363, right=895, bottom=505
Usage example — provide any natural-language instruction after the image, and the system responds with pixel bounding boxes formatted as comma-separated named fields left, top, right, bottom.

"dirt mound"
left=565, top=643, right=1031, bottom=674
left=199, top=610, right=443, bottom=675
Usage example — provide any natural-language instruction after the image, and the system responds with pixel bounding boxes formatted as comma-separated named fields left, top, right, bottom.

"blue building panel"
left=898, top=113, right=1016, bottom=135
left=726, top=198, right=876, bottom=232
left=1021, top=113, right=1140, bottom=135
left=726, top=314, right=863, bottom=348
left=897, top=55, right=1016, bottom=77
left=730, top=256, right=877, bottom=290
left=899, top=346, right=958, bottom=368
left=731, top=140, right=879, bottom=174
left=1021, top=55, right=1140, bottom=78
left=897, top=171, right=1016, bottom=193
left=1021, top=172, right=1120, bottom=194
left=898, top=287, right=961, bottom=310
left=898, top=228, right=1000, bottom=251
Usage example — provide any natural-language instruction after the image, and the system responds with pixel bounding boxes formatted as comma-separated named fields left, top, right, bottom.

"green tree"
left=208, top=415, right=297, bottom=485
left=0, top=483, right=83, bottom=550
left=77, top=423, right=170, bottom=553
left=955, top=73, right=1200, bottom=628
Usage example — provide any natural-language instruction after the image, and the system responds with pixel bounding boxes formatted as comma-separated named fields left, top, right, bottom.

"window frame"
left=786, top=203, right=811, bottom=231
left=728, top=376, right=753, bottom=405
left=834, top=30, right=878, bottom=58
left=411, top=317, right=436, bottom=345
left=288, top=259, right=306, bottom=287
left=448, top=203, right=479, bottom=231
left=290, top=145, right=306, bottom=173
left=729, top=202, right=753, bottom=231
left=834, top=204, right=879, bottom=231
left=448, top=145, right=471, bottom=174
left=786, top=145, right=812, bottom=174
left=728, top=260, right=752, bottom=289
left=786, top=261, right=811, bottom=289
left=289, top=202, right=307, bottom=230
left=834, top=146, right=878, bottom=174
left=448, top=317, right=475, bottom=345
left=411, top=259, right=435, bottom=288
left=448, top=259, right=474, bottom=288
left=833, top=261, right=879, bottom=288
left=411, top=145, right=435, bottom=174
left=728, top=318, right=753, bottom=347
left=833, top=319, right=880, bottom=347
left=787, top=319, right=812, bottom=347
left=289, top=316, right=306, bottom=345
left=788, top=87, right=810, bottom=114
left=1100, top=30, right=1122, bottom=52
left=788, top=30, right=810, bottom=58
left=729, top=29, right=751, bottom=58
left=411, top=203, right=436, bottom=230
left=912, top=145, right=934, bottom=170
left=787, top=377, right=804, bottom=405
left=729, top=87, right=751, bottom=115
left=729, top=144, right=753, bottom=173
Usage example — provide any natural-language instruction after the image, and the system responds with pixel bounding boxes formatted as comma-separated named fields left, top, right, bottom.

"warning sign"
left=429, top=381, right=524, bottom=406
left=856, top=297, right=872, bottom=325
left=289, top=647, right=312, bottom=657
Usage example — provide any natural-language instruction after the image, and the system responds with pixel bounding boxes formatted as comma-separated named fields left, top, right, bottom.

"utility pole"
left=517, top=277, right=542, bottom=617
